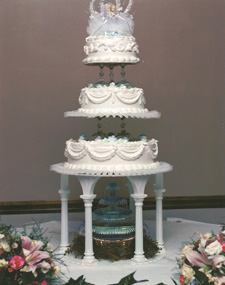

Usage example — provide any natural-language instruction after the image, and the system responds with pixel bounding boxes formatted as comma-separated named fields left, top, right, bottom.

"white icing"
left=51, top=161, right=173, bottom=177
left=64, top=139, right=159, bottom=172
left=83, top=36, right=139, bottom=64
left=64, top=109, right=161, bottom=119
left=79, top=87, right=146, bottom=112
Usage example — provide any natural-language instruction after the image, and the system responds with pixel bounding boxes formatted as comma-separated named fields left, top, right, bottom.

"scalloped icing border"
left=64, top=109, right=161, bottom=119
left=50, top=161, right=173, bottom=177
left=83, top=56, right=140, bottom=64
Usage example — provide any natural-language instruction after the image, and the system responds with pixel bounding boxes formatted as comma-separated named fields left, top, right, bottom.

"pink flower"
left=186, top=249, right=210, bottom=267
left=21, top=236, right=50, bottom=273
left=217, top=276, right=225, bottom=285
left=180, top=275, right=186, bottom=284
left=8, top=256, right=25, bottom=272
left=212, top=254, right=225, bottom=270
left=41, top=282, right=48, bottom=285
left=221, top=242, right=225, bottom=252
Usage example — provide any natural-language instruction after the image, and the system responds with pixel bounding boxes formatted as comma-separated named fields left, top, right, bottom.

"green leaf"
left=171, top=279, right=179, bottom=285
left=155, top=283, right=168, bottom=285
left=64, top=276, right=94, bottom=285
left=108, top=271, right=149, bottom=285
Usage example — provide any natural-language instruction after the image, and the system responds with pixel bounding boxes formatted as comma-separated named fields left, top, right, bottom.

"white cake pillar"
left=126, top=183, right=135, bottom=213
left=58, top=174, right=70, bottom=252
left=77, top=176, right=99, bottom=265
left=154, top=173, right=166, bottom=251
left=128, top=175, right=149, bottom=264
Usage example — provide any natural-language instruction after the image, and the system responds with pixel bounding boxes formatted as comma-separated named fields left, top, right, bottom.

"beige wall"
left=0, top=0, right=224, bottom=202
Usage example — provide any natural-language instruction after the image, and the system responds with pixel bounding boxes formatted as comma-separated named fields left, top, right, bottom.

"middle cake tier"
left=64, top=137, right=160, bottom=173
left=65, top=85, right=161, bottom=119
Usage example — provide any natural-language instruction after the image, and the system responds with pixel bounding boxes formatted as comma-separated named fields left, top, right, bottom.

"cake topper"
left=87, top=0, right=134, bottom=36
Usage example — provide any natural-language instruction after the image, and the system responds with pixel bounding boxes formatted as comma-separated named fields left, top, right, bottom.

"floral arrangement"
left=178, top=230, right=225, bottom=285
left=0, top=223, right=63, bottom=285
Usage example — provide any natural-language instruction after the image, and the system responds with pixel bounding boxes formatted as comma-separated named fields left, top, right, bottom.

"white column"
left=58, top=174, right=70, bottom=252
left=131, top=193, right=148, bottom=263
left=77, top=176, right=99, bottom=265
left=126, top=183, right=135, bottom=213
left=128, top=175, right=149, bottom=263
left=153, top=188, right=166, bottom=249
left=80, top=194, right=97, bottom=265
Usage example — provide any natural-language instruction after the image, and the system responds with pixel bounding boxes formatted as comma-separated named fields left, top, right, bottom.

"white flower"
left=54, top=265, right=61, bottom=276
left=40, top=261, right=51, bottom=274
left=20, top=265, right=32, bottom=273
left=31, top=239, right=43, bottom=249
left=205, top=240, right=222, bottom=256
left=181, top=245, right=194, bottom=259
left=212, top=255, right=225, bottom=269
left=12, top=243, right=18, bottom=249
left=181, top=263, right=195, bottom=282
left=204, top=232, right=212, bottom=239
left=215, top=276, right=225, bottom=285
left=2, top=241, right=10, bottom=252
left=206, top=273, right=217, bottom=282
left=0, top=234, right=5, bottom=239
left=46, top=242, right=54, bottom=252
left=0, top=258, right=8, bottom=268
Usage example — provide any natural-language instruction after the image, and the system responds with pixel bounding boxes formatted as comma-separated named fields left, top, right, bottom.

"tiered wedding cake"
left=51, top=0, right=172, bottom=177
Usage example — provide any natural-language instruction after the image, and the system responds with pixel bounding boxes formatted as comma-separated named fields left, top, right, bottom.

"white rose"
left=205, top=240, right=222, bottom=256
left=41, top=261, right=51, bottom=274
left=54, top=265, right=61, bottom=276
left=0, top=258, right=8, bottom=268
left=46, top=242, right=54, bottom=252
left=204, top=232, right=212, bottom=239
left=2, top=241, right=10, bottom=252
left=182, top=263, right=195, bottom=282
left=31, top=240, right=43, bottom=249
left=181, top=245, right=193, bottom=259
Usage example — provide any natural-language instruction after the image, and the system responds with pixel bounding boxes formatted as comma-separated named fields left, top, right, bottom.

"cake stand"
left=51, top=163, right=172, bottom=265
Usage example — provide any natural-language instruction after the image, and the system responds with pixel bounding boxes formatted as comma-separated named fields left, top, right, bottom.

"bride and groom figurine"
left=87, top=0, right=134, bottom=36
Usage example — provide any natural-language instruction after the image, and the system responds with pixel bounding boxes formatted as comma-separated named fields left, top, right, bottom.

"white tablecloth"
left=18, top=218, right=222, bottom=285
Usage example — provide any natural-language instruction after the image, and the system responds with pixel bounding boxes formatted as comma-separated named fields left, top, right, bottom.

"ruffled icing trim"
left=65, top=140, right=158, bottom=162
left=50, top=161, right=173, bottom=177
left=79, top=87, right=145, bottom=106
left=64, top=109, right=161, bottom=119
left=83, top=56, right=139, bottom=64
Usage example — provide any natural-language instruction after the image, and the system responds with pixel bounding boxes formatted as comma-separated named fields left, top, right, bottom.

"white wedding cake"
left=51, top=0, right=172, bottom=177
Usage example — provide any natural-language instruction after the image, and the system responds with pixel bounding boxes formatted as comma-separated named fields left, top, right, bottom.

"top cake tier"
left=83, top=35, right=139, bottom=65
left=83, top=0, right=139, bottom=65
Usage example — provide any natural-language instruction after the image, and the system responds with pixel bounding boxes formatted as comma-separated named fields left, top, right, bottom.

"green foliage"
left=21, top=220, right=51, bottom=246
left=171, top=279, right=179, bottom=285
left=66, top=233, right=160, bottom=261
left=108, top=271, right=148, bottom=285
left=64, top=276, right=94, bottom=285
